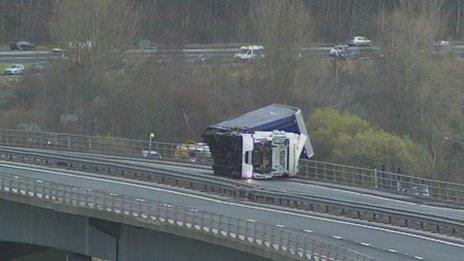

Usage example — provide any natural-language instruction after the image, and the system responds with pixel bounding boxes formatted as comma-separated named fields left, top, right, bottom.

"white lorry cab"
left=203, top=104, right=313, bottom=179
left=240, top=130, right=307, bottom=179
left=233, top=45, right=264, bottom=62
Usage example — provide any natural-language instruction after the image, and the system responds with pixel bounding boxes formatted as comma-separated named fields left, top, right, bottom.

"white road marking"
left=246, top=219, right=255, bottom=222
left=275, top=224, right=284, bottom=228
left=2, top=163, right=464, bottom=250
left=360, top=242, right=370, bottom=246
left=388, top=249, right=397, bottom=253
left=292, top=183, right=417, bottom=206
left=229, top=168, right=461, bottom=214
left=304, top=229, right=312, bottom=233
left=414, top=257, right=424, bottom=260
left=332, top=235, right=342, bottom=239
left=13, top=151, right=463, bottom=213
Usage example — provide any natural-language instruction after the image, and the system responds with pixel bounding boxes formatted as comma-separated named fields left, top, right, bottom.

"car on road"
left=194, top=54, right=209, bottom=64
left=49, top=48, right=65, bottom=58
left=142, top=148, right=163, bottom=160
left=346, top=36, right=372, bottom=46
left=4, top=64, right=25, bottom=75
left=458, top=50, right=464, bottom=58
left=137, top=39, right=156, bottom=50
left=329, top=45, right=359, bottom=59
left=174, top=142, right=211, bottom=163
left=47, top=136, right=64, bottom=148
left=434, top=40, right=451, bottom=54
left=9, top=41, right=36, bottom=51
left=233, top=45, right=264, bottom=62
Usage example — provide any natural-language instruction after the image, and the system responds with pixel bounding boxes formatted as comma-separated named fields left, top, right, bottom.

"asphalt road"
left=5, top=146, right=464, bottom=224
left=0, top=51, right=48, bottom=64
left=0, top=159, right=463, bottom=260
left=85, top=155, right=464, bottom=222
left=1, top=44, right=464, bottom=66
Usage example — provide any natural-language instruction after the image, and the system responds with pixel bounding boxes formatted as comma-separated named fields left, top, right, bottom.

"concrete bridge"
left=0, top=164, right=358, bottom=261
left=0, top=137, right=462, bottom=261
left=0, top=200, right=269, bottom=261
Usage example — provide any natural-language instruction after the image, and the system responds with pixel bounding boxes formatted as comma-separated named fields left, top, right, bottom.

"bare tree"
left=350, top=0, right=464, bottom=179
left=50, top=0, right=138, bottom=63
left=43, top=0, right=139, bottom=133
left=250, top=0, right=311, bottom=104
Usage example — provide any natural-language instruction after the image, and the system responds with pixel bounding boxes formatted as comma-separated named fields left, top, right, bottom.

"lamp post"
left=148, top=132, right=155, bottom=155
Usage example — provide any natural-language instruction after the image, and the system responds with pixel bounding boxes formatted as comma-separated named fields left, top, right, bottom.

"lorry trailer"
left=203, top=104, right=313, bottom=179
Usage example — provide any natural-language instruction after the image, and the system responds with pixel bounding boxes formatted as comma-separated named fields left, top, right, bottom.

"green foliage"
left=309, top=109, right=431, bottom=175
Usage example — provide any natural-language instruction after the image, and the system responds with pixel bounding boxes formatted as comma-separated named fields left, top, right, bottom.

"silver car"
left=4, top=64, right=25, bottom=75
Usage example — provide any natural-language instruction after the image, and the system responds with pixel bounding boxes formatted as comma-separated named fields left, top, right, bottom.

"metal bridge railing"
left=1, top=148, right=462, bottom=239
left=0, top=128, right=462, bottom=205
left=298, top=160, right=464, bottom=204
left=0, top=171, right=371, bottom=261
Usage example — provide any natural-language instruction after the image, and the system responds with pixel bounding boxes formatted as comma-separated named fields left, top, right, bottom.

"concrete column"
left=66, top=253, right=91, bottom=261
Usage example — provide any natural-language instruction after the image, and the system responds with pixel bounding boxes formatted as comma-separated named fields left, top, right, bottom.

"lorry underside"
left=203, top=130, right=244, bottom=178
left=203, top=129, right=306, bottom=179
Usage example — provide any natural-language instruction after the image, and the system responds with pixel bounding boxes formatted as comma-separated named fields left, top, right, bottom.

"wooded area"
left=2, top=0, right=464, bottom=45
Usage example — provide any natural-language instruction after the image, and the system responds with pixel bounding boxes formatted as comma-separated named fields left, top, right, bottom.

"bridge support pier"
left=0, top=200, right=271, bottom=261
left=66, top=253, right=91, bottom=261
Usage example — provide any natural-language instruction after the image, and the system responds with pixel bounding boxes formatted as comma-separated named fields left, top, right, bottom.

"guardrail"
left=1, top=147, right=463, bottom=240
left=298, top=160, right=464, bottom=205
left=0, top=128, right=462, bottom=205
left=0, top=171, right=371, bottom=261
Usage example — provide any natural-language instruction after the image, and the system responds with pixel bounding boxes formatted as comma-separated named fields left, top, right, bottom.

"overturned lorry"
left=203, top=104, right=313, bottom=179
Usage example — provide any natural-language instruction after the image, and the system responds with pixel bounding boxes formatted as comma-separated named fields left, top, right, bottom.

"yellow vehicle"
left=174, top=143, right=191, bottom=160
left=174, top=142, right=211, bottom=163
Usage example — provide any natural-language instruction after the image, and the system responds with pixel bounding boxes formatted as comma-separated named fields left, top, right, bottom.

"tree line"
left=0, top=0, right=463, bottom=182
left=2, top=0, right=464, bottom=45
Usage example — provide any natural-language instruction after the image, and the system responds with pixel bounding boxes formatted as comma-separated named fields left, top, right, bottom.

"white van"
left=233, top=45, right=264, bottom=61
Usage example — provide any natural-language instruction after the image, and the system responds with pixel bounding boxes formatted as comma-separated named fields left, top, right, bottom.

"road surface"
left=0, top=159, right=463, bottom=261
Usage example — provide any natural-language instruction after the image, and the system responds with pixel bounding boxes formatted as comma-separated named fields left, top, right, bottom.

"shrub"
left=309, top=108, right=431, bottom=176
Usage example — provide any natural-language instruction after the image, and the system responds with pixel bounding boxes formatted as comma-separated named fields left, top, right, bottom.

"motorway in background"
left=1, top=44, right=464, bottom=65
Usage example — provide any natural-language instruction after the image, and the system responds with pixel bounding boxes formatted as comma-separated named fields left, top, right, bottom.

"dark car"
left=434, top=40, right=450, bottom=54
left=49, top=48, right=64, bottom=58
left=458, top=50, right=464, bottom=58
left=329, top=45, right=359, bottom=59
left=9, top=41, right=36, bottom=51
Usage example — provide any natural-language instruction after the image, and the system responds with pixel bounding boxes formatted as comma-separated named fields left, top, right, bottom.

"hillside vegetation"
left=0, top=1, right=463, bottom=181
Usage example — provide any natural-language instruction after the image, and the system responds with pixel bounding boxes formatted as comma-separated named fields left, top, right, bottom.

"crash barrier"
left=298, top=160, right=464, bottom=205
left=0, top=171, right=372, bottom=261
left=1, top=148, right=463, bottom=240
left=0, top=128, right=462, bottom=205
